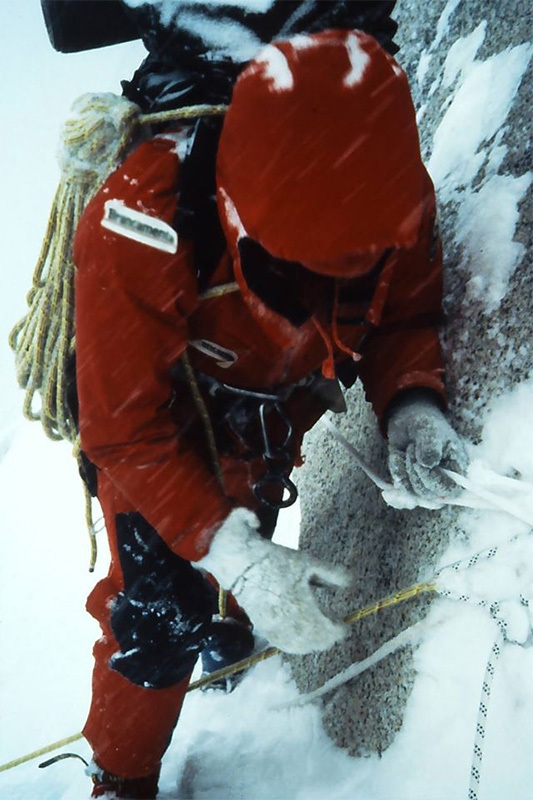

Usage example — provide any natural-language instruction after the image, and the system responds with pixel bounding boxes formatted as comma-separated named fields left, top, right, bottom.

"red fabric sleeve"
left=74, top=138, right=232, bottom=561
left=357, top=172, right=447, bottom=432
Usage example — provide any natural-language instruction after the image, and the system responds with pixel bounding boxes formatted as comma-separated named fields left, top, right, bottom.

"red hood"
left=216, top=29, right=426, bottom=278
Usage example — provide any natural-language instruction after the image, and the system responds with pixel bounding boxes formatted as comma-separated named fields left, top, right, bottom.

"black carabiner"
left=253, top=472, right=299, bottom=509
left=258, top=401, right=293, bottom=460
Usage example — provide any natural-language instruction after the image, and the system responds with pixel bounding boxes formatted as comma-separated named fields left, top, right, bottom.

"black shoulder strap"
left=175, top=116, right=228, bottom=293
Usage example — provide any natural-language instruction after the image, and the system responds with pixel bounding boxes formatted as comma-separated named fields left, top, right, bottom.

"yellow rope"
left=200, top=581, right=439, bottom=688
left=140, top=103, right=228, bottom=125
left=0, top=734, right=83, bottom=774
left=0, top=578, right=438, bottom=774
left=218, top=587, right=229, bottom=619
left=180, top=351, right=231, bottom=621
left=198, top=282, right=240, bottom=301
left=181, top=350, right=227, bottom=493
left=188, top=645, right=281, bottom=692
left=69, top=436, right=99, bottom=571
left=9, top=98, right=228, bottom=445
left=343, top=581, right=437, bottom=625
left=9, top=95, right=138, bottom=444
left=84, top=483, right=98, bottom=574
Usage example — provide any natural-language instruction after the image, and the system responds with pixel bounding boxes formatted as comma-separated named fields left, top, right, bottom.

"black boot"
left=200, top=619, right=255, bottom=692
left=90, top=761, right=160, bottom=799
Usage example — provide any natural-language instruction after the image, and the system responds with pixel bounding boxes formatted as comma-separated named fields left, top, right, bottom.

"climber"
left=31, top=2, right=469, bottom=797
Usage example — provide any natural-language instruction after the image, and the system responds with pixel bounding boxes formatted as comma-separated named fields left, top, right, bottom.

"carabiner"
left=253, top=472, right=299, bottom=509
left=258, top=401, right=293, bottom=460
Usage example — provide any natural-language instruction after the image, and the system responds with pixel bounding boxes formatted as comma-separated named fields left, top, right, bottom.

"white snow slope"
left=1, top=2, right=532, bottom=799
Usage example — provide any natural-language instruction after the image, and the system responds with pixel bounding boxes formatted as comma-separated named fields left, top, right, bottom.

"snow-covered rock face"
left=422, top=25, right=532, bottom=312
left=399, top=0, right=532, bottom=432
left=293, top=2, right=533, bottom=797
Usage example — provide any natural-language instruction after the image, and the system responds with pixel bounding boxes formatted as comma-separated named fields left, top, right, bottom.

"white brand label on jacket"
left=101, top=199, right=178, bottom=254
left=189, top=339, right=238, bottom=369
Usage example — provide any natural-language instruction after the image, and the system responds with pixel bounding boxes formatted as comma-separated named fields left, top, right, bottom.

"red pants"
left=83, top=630, right=190, bottom=778
left=83, top=473, right=257, bottom=779
left=82, top=498, right=195, bottom=777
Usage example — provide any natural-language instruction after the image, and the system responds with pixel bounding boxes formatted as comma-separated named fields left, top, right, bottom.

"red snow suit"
left=74, top=30, right=445, bottom=778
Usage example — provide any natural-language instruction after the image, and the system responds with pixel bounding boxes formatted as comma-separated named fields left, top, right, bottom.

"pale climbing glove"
left=387, top=390, right=468, bottom=501
left=198, top=508, right=351, bottom=655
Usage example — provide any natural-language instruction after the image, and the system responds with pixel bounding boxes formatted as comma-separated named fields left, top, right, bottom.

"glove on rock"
left=387, top=392, right=468, bottom=501
left=198, top=509, right=351, bottom=655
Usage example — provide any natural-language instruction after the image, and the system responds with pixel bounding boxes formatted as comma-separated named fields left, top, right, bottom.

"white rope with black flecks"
left=436, top=538, right=531, bottom=800
left=467, top=636, right=503, bottom=800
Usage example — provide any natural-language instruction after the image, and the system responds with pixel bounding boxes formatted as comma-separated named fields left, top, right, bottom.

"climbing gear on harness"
left=179, top=366, right=302, bottom=510
left=254, top=400, right=298, bottom=509
left=181, top=369, right=347, bottom=512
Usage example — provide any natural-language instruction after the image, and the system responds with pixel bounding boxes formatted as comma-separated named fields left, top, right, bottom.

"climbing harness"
left=181, top=368, right=301, bottom=511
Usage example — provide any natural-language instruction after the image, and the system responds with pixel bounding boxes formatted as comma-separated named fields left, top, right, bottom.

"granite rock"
left=288, top=0, right=532, bottom=756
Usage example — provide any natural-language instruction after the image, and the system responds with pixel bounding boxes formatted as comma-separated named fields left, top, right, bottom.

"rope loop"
left=59, top=93, right=140, bottom=183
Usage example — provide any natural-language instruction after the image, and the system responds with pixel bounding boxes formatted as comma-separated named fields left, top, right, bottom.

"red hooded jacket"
left=74, top=30, right=445, bottom=562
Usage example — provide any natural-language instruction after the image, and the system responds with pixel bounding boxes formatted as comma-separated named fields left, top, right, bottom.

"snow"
left=1, top=3, right=532, bottom=800
left=428, top=39, right=532, bottom=191
left=154, top=129, right=196, bottom=162
left=125, top=0, right=275, bottom=12
left=218, top=186, right=248, bottom=240
left=433, top=0, right=464, bottom=51
left=170, top=9, right=263, bottom=61
left=454, top=171, right=532, bottom=309
left=343, top=33, right=371, bottom=87
left=124, top=1, right=274, bottom=62
left=253, top=44, right=295, bottom=91
left=426, top=28, right=532, bottom=311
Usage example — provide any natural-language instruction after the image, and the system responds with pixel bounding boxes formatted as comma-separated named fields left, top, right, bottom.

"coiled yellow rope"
left=9, top=94, right=141, bottom=444
left=9, top=96, right=226, bottom=444
left=8, top=94, right=228, bottom=567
